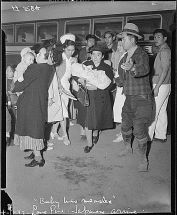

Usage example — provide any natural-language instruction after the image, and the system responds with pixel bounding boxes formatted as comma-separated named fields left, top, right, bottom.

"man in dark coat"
left=78, top=34, right=97, bottom=63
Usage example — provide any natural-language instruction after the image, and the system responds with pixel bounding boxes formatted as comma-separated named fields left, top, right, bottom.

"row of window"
left=2, top=14, right=162, bottom=44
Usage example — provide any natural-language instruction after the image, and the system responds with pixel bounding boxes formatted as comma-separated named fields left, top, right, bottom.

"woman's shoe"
left=24, top=152, right=35, bottom=160
left=50, top=132, right=63, bottom=140
left=113, top=133, right=123, bottom=142
left=47, top=146, right=54, bottom=151
left=25, top=159, right=45, bottom=167
left=63, top=135, right=71, bottom=145
left=84, top=145, right=93, bottom=153
left=47, top=142, right=54, bottom=147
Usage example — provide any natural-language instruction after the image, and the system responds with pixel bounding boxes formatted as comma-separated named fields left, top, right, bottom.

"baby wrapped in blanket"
left=71, top=63, right=111, bottom=90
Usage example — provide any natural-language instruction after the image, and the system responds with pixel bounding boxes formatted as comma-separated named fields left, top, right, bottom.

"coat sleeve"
left=12, top=64, right=39, bottom=93
left=132, top=51, right=150, bottom=77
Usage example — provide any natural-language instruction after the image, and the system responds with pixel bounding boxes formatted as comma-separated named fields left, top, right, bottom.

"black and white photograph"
left=1, top=1, right=176, bottom=214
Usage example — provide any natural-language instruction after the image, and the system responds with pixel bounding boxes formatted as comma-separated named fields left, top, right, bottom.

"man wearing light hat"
left=115, top=23, right=152, bottom=172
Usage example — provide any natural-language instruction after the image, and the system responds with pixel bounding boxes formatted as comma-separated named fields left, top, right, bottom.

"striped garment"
left=118, top=46, right=152, bottom=95
left=14, top=134, right=44, bottom=151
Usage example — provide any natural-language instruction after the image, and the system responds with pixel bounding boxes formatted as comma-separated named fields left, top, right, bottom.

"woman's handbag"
left=77, top=81, right=90, bottom=107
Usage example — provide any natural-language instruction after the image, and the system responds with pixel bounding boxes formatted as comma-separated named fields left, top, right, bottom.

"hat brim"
left=88, top=47, right=109, bottom=53
left=118, top=31, right=143, bottom=39
left=102, top=31, right=117, bottom=38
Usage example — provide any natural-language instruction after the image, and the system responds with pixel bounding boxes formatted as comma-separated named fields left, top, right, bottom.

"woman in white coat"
left=51, top=33, right=76, bottom=145
left=113, top=39, right=126, bottom=142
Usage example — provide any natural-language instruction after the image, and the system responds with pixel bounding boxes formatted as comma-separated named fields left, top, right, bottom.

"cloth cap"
left=118, top=23, right=143, bottom=39
left=60, top=33, right=75, bottom=44
left=20, top=47, right=33, bottom=57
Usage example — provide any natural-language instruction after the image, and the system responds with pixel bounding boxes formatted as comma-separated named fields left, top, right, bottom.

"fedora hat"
left=60, top=33, right=75, bottom=44
left=102, top=30, right=117, bottom=38
left=118, top=23, right=143, bottom=39
left=89, top=45, right=109, bottom=53
left=86, top=34, right=100, bottom=41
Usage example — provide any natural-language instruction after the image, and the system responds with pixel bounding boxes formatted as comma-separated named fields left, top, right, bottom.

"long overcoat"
left=12, top=63, right=54, bottom=139
left=73, top=59, right=114, bottom=130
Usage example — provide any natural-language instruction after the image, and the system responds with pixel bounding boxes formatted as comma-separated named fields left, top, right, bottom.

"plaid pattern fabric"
left=118, top=46, right=152, bottom=95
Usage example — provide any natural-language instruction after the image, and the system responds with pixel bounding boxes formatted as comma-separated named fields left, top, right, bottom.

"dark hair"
left=42, top=38, right=56, bottom=48
left=127, top=33, right=138, bottom=43
left=31, top=43, right=42, bottom=54
left=153, top=29, right=168, bottom=38
left=52, top=48, right=62, bottom=66
left=86, top=34, right=96, bottom=41
left=72, top=47, right=79, bottom=57
left=62, top=40, right=75, bottom=49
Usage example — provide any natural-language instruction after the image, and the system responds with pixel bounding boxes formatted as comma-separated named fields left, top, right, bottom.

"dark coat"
left=12, top=63, right=54, bottom=139
left=73, top=59, right=114, bottom=130
left=78, top=47, right=92, bottom=63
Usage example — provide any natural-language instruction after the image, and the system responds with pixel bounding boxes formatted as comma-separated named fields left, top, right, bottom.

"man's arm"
left=153, top=50, right=171, bottom=96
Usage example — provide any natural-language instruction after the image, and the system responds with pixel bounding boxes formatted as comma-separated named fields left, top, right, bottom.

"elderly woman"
left=72, top=45, right=114, bottom=153
left=11, top=46, right=56, bottom=167
left=52, top=33, right=77, bottom=146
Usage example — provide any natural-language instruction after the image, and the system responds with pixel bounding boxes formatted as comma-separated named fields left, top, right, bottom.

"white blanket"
left=71, top=63, right=111, bottom=90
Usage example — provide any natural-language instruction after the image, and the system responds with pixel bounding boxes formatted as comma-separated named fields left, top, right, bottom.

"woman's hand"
left=78, top=77, right=87, bottom=86
left=48, top=98, right=54, bottom=106
left=86, top=83, right=97, bottom=90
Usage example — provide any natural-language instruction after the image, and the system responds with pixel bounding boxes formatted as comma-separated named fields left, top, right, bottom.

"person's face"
left=6, top=66, right=14, bottom=78
left=117, top=40, right=124, bottom=52
left=24, top=53, right=34, bottom=66
left=121, top=33, right=134, bottom=51
left=87, top=38, right=95, bottom=48
left=64, top=45, right=75, bottom=59
left=104, top=33, right=114, bottom=47
left=154, top=33, right=167, bottom=47
left=36, top=48, right=48, bottom=64
left=91, top=51, right=103, bottom=66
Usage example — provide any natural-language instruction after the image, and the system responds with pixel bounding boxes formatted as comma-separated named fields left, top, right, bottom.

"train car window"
left=2, top=25, right=14, bottom=43
left=65, top=19, right=91, bottom=42
left=16, top=23, right=35, bottom=43
left=126, top=14, right=162, bottom=41
left=37, top=22, right=58, bottom=43
left=93, top=17, right=124, bottom=41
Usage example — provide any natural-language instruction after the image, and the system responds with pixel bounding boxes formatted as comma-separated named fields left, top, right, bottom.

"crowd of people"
left=6, top=23, right=171, bottom=171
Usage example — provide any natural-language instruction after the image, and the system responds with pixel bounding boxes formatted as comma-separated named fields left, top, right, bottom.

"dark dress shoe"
left=84, top=145, right=93, bottom=153
left=24, top=149, right=32, bottom=152
left=24, top=152, right=35, bottom=160
left=25, top=159, right=45, bottom=167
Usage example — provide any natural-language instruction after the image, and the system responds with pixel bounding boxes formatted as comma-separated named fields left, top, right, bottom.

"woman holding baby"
left=11, top=45, right=57, bottom=167
left=72, top=45, right=114, bottom=153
